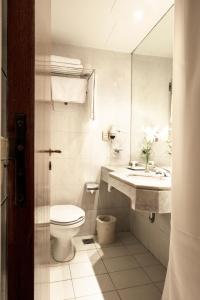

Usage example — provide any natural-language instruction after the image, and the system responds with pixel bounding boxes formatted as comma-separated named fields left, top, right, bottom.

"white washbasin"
left=101, top=166, right=171, bottom=213
left=127, top=169, right=170, bottom=178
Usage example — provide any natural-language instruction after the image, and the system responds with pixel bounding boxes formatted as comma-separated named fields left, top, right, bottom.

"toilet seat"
left=50, top=205, right=85, bottom=226
left=50, top=216, right=85, bottom=226
left=50, top=204, right=86, bottom=261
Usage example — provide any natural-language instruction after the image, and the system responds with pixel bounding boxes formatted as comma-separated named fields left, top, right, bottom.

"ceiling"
left=51, top=0, right=174, bottom=53
left=134, top=6, right=174, bottom=57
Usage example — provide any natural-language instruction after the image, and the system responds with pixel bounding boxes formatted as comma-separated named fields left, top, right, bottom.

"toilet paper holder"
left=85, top=182, right=99, bottom=194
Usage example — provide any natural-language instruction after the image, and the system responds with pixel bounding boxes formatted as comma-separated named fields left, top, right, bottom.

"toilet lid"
left=50, top=205, right=85, bottom=224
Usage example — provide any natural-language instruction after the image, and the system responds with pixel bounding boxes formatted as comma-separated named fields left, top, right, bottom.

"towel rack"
left=35, top=59, right=95, bottom=81
left=36, top=59, right=96, bottom=120
left=51, top=65, right=95, bottom=81
left=50, top=60, right=96, bottom=120
left=51, top=65, right=96, bottom=120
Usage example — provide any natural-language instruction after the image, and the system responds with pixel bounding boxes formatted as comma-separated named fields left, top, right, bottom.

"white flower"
left=142, top=126, right=170, bottom=143
left=142, top=126, right=159, bottom=143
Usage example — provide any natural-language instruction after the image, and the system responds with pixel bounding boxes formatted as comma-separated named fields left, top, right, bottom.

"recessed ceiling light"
left=133, top=10, right=144, bottom=21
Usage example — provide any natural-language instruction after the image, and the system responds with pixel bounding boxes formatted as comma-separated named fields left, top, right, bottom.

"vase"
left=145, top=154, right=150, bottom=173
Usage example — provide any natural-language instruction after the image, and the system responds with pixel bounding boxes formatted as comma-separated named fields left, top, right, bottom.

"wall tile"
left=49, top=44, right=131, bottom=235
left=130, top=210, right=170, bottom=267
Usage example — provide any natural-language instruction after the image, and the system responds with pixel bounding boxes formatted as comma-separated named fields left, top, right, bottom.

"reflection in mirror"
left=131, top=7, right=174, bottom=168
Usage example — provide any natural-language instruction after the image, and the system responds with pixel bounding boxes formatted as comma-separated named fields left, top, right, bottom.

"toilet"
left=50, top=205, right=85, bottom=262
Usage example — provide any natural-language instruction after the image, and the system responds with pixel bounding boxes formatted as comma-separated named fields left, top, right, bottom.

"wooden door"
left=7, top=0, right=35, bottom=299
left=5, top=0, right=51, bottom=299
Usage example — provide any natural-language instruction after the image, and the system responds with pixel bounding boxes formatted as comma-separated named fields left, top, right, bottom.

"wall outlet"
left=102, top=130, right=109, bottom=141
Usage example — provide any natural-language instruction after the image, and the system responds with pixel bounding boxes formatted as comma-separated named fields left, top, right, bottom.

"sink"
left=127, top=169, right=171, bottom=178
left=128, top=173, right=167, bottom=179
left=101, top=166, right=171, bottom=213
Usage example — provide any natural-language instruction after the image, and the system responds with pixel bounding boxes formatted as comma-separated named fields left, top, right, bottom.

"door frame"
left=7, top=0, right=34, bottom=299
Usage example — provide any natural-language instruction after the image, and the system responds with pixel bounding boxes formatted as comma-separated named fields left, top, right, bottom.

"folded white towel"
left=51, top=63, right=83, bottom=71
left=51, top=55, right=82, bottom=66
left=51, top=76, right=87, bottom=103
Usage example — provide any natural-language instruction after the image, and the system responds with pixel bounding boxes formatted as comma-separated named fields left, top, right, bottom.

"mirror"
left=131, top=7, right=174, bottom=167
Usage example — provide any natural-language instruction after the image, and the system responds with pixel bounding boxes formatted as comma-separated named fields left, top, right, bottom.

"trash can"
left=96, top=215, right=117, bottom=245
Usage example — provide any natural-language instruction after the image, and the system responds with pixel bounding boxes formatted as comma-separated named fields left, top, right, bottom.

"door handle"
left=15, top=114, right=26, bottom=207
left=38, top=149, right=62, bottom=155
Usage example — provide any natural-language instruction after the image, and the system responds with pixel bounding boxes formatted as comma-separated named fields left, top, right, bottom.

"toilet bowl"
left=50, top=205, right=85, bottom=262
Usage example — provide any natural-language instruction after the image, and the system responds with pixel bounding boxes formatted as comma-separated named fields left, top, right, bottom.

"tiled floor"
left=49, top=232, right=166, bottom=300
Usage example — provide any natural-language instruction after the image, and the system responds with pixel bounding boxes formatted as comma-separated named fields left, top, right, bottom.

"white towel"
left=51, top=55, right=83, bottom=68
left=51, top=76, right=87, bottom=103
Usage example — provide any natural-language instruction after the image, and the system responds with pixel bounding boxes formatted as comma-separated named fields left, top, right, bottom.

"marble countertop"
left=101, top=166, right=171, bottom=213
left=102, top=166, right=171, bottom=191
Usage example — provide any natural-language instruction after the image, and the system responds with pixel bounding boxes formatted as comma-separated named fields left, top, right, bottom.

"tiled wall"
left=50, top=44, right=131, bottom=234
left=130, top=211, right=170, bottom=267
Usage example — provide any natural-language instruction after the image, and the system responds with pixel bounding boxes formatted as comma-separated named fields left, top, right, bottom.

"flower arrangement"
left=141, top=126, right=171, bottom=171
left=141, top=138, right=153, bottom=172
left=141, top=127, right=159, bottom=172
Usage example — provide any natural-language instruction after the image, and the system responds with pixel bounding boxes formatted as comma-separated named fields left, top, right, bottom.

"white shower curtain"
left=162, top=1, right=200, bottom=299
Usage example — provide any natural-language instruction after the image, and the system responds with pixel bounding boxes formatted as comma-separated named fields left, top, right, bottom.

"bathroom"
left=1, top=0, right=200, bottom=300
left=34, top=1, right=173, bottom=299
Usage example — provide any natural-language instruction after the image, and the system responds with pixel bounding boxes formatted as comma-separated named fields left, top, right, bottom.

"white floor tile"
left=70, top=250, right=101, bottom=264
left=118, top=232, right=138, bottom=245
left=50, top=280, right=74, bottom=300
left=75, top=291, right=120, bottom=300
left=49, top=234, right=166, bottom=300
left=70, top=261, right=107, bottom=278
left=98, top=246, right=129, bottom=259
left=50, top=264, right=71, bottom=282
left=72, top=274, right=114, bottom=298
left=95, top=237, right=123, bottom=249
left=134, top=253, right=160, bottom=267
left=109, top=268, right=151, bottom=289
left=73, top=236, right=96, bottom=251
left=125, top=243, right=148, bottom=255
left=118, top=284, right=161, bottom=300
left=103, top=256, right=139, bottom=273
left=144, top=265, right=166, bottom=282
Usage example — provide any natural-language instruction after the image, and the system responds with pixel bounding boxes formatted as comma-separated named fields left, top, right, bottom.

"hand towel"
left=51, top=76, right=87, bottom=103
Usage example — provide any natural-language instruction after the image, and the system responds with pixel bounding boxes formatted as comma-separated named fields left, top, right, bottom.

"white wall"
left=50, top=44, right=131, bottom=234
left=130, top=211, right=170, bottom=267
left=131, top=54, right=172, bottom=166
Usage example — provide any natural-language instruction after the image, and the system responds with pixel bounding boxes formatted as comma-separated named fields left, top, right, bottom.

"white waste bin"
left=96, top=215, right=117, bottom=245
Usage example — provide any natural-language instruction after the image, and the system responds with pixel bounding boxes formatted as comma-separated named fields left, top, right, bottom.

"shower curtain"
left=162, top=1, right=200, bottom=299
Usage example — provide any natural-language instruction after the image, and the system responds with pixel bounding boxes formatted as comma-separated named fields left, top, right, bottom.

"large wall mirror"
left=131, top=7, right=174, bottom=168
